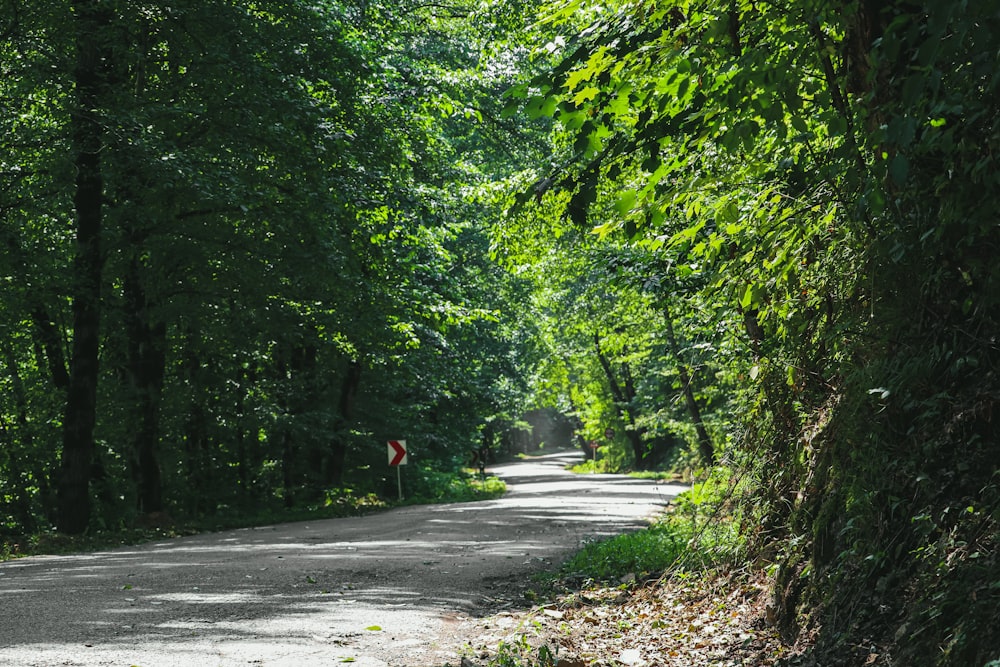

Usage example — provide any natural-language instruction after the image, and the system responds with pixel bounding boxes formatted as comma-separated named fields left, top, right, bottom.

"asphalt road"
left=0, top=450, right=686, bottom=666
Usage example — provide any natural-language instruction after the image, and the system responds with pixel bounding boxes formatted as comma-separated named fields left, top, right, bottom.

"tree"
left=57, top=0, right=116, bottom=533
left=507, top=0, right=1000, bottom=662
left=1, top=0, right=541, bottom=534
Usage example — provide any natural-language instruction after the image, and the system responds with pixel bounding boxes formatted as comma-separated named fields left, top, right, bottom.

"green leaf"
left=720, top=201, right=739, bottom=224
left=573, top=86, right=600, bottom=105
left=500, top=100, right=520, bottom=118
left=889, top=154, right=909, bottom=186
left=565, top=67, right=592, bottom=92
left=828, top=114, right=848, bottom=136
left=615, top=191, right=637, bottom=216
left=526, top=95, right=557, bottom=119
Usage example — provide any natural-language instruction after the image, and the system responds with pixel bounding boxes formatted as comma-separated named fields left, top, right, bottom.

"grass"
left=560, top=522, right=690, bottom=581
left=488, top=636, right=557, bottom=667
left=627, top=469, right=686, bottom=481
left=567, top=458, right=613, bottom=474
left=568, top=458, right=686, bottom=482
left=560, top=470, right=741, bottom=583
left=402, top=470, right=507, bottom=505
left=0, top=494, right=383, bottom=561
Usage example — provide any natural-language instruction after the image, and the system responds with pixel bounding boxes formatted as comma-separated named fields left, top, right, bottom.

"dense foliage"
left=3, top=0, right=998, bottom=663
left=503, top=0, right=1000, bottom=663
left=0, top=0, right=536, bottom=537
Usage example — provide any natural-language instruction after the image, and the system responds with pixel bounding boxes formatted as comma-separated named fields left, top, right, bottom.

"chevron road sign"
left=387, top=439, right=408, bottom=466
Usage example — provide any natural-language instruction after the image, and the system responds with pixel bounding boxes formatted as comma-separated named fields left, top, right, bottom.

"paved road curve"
left=0, top=450, right=686, bottom=666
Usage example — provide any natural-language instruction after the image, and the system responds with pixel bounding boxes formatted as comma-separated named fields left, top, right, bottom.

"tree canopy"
left=500, top=0, right=1000, bottom=663
left=2, top=0, right=998, bottom=663
left=0, top=0, right=539, bottom=534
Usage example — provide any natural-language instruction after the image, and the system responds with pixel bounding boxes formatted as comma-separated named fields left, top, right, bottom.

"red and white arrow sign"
left=387, top=440, right=408, bottom=466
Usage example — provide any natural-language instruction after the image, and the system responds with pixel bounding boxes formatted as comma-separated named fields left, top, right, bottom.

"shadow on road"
left=0, top=449, right=687, bottom=665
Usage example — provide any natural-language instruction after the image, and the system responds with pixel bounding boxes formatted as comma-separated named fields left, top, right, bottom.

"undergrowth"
left=403, top=469, right=507, bottom=505
left=568, top=457, right=613, bottom=475
left=489, top=636, right=557, bottom=667
left=561, top=468, right=741, bottom=583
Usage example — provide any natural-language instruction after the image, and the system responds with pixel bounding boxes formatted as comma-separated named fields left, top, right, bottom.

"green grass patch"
left=561, top=522, right=690, bottom=580
left=560, top=470, right=742, bottom=582
left=627, top=469, right=685, bottom=481
left=568, top=458, right=614, bottom=474
left=403, top=472, right=506, bottom=505
left=569, top=460, right=685, bottom=482
left=1, top=490, right=390, bottom=561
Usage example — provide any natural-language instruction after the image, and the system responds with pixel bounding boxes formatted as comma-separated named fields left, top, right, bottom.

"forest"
left=2, top=1, right=998, bottom=664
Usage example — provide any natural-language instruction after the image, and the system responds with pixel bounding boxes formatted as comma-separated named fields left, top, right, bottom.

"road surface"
left=0, top=450, right=686, bottom=666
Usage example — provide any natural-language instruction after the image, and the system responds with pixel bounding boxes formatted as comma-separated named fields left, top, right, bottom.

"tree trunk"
left=282, top=427, right=295, bottom=508
left=123, top=257, right=166, bottom=514
left=594, top=333, right=651, bottom=469
left=327, top=360, right=362, bottom=486
left=274, top=347, right=301, bottom=508
left=31, top=308, right=70, bottom=390
left=57, top=1, right=113, bottom=534
left=179, top=336, right=210, bottom=515
left=184, top=400, right=209, bottom=515
left=663, top=305, right=715, bottom=466
left=291, top=344, right=325, bottom=499
left=2, top=346, right=37, bottom=532
left=235, top=366, right=251, bottom=503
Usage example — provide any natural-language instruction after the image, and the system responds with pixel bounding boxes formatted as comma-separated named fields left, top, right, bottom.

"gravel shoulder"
left=0, top=450, right=685, bottom=666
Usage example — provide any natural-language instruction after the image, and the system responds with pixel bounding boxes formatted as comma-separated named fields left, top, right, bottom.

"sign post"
left=387, top=440, right=408, bottom=500
left=589, top=440, right=599, bottom=469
